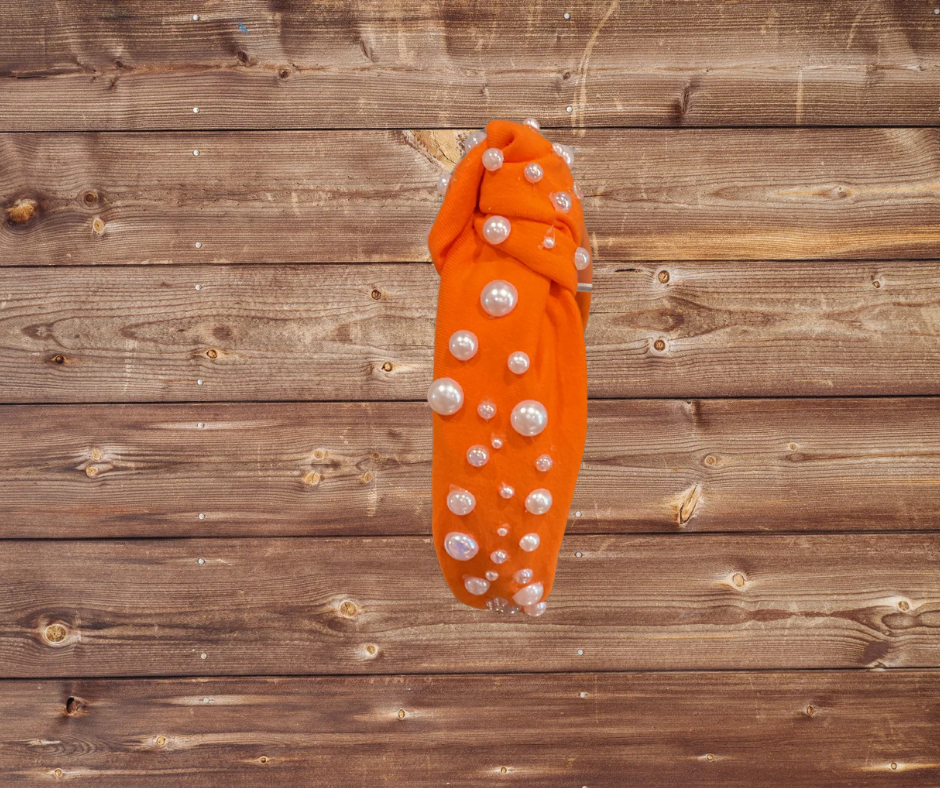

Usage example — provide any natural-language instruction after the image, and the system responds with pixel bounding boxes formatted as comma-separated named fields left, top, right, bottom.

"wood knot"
left=155, top=736, right=166, bottom=747
left=258, top=756, right=269, bottom=764
left=705, top=753, right=715, bottom=762
left=85, top=465, right=100, bottom=478
left=365, top=643, right=378, bottom=656
left=805, top=705, right=814, bottom=716
left=371, top=288, right=383, bottom=300
left=872, top=279, right=882, bottom=288
left=397, top=708, right=406, bottom=719
left=313, top=448, right=326, bottom=461
left=51, top=354, right=65, bottom=365
left=898, top=600, right=910, bottom=611
left=83, top=191, right=99, bottom=207
left=92, top=217, right=105, bottom=234
left=704, top=454, right=717, bottom=466
left=381, top=361, right=394, bottom=372
left=303, top=471, right=321, bottom=486
left=360, top=471, right=373, bottom=483
left=653, top=338, right=667, bottom=352
left=65, top=696, right=86, bottom=716
left=657, top=270, right=670, bottom=284
left=205, top=348, right=219, bottom=359
left=42, top=622, right=69, bottom=645
left=54, top=769, right=63, bottom=778
left=732, top=572, right=746, bottom=588
left=891, top=762, right=898, bottom=770
left=278, top=68, right=290, bottom=79
left=500, top=766, right=508, bottom=774
left=340, top=600, right=358, bottom=617
left=6, top=198, right=37, bottom=224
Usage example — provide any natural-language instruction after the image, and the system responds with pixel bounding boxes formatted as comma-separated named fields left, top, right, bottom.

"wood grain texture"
left=4, top=129, right=940, bottom=264
left=3, top=1, right=940, bottom=130
left=2, top=398, right=940, bottom=539
left=0, top=262, right=937, bottom=403
left=0, top=671, right=938, bottom=786
left=0, top=534, right=937, bottom=677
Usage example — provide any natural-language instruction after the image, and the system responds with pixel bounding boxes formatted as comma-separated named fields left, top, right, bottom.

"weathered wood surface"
left=1, top=261, right=938, bottom=403
left=3, top=1, right=940, bottom=131
left=2, top=398, right=939, bottom=539
left=0, top=534, right=936, bottom=677
left=4, top=129, right=940, bottom=264
left=0, top=671, right=937, bottom=786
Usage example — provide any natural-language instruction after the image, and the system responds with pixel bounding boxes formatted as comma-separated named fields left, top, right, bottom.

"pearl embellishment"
left=464, top=130, right=487, bottom=152
left=467, top=444, right=490, bottom=467
left=524, top=601, right=547, bottom=617
left=524, top=163, right=544, bottom=183
left=550, top=191, right=573, bottom=213
left=477, top=398, right=497, bottom=420
left=464, top=576, right=490, bottom=595
left=437, top=174, right=450, bottom=196
left=482, top=215, right=511, bottom=245
left=480, top=279, right=518, bottom=317
left=573, top=182, right=583, bottom=199
left=485, top=570, right=499, bottom=581
left=491, top=435, right=504, bottom=449
left=514, top=568, right=533, bottom=584
left=507, top=351, right=530, bottom=374
left=447, top=487, right=476, bottom=516
left=490, top=550, right=509, bottom=564
left=449, top=330, right=478, bottom=361
left=519, top=533, right=541, bottom=552
left=444, top=531, right=479, bottom=561
left=552, top=142, right=574, bottom=166
left=499, top=482, right=515, bottom=499
left=497, top=526, right=509, bottom=536
left=512, top=581, right=544, bottom=607
left=427, top=377, right=464, bottom=415
left=525, top=488, right=553, bottom=515
left=574, top=246, right=591, bottom=270
left=535, top=454, right=553, bottom=472
left=522, top=117, right=541, bottom=130
left=482, top=148, right=504, bottom=171
left=511, top=399, right=548, bottom=436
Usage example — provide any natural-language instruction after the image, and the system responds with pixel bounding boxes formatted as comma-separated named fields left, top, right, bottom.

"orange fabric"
left=427, top=119, right=592, bottom=615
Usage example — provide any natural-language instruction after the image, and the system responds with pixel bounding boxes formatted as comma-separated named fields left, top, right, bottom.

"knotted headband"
left=426, top=118, right=592, bottom=616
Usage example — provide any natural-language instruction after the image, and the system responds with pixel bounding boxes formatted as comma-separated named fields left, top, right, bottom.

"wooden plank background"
left=2, top=1, right=939, bottom=785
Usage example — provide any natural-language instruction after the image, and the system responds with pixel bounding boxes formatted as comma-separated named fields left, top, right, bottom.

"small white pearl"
left=524, top=601, right=547, bottom=617
left=507, top=351, right=530, bottom=374
left=514, top=568, right=533, bottom=584
left=551, top=191, right=573, bottom=213
left=522, top=117, right=541, bottom=130
left=519, top=533, right=541, bottom=552
left=525, top=488, right=553, bottom=515
left=535, top=454, right=553, bottom=472
left=512, top=581, right=544, bottom=607
left=482, top=215, right=511, bottom=245
left=490, top=550, right=509, bottom=564
left=477, top=398, right=497, bottom=420
left=511, top=399, right=548, bottom=436
left=499, top=483, right=515, bottom=499
left=497, top=526, right=509, bottom=537
left=437, top=173, right=451, bottom=196
left=552, top=142, right=574, bottom=166
left=427, top=377, right=464, bottom=415
left=464, top=130, right=487, bottom=152
left=480, top=279, right=518, bottom=317
left=444, top=531, right=479, bottom=561
left=524, top=162, right=544, bottom=183
left=485, top=570, right=499, bottom=581
left=449, top=330, right=478, bottom=361
left=574, top=246, right=591, bottom=270
left=447, top=487, right=476, bottom=516
left=464, top=576, right=490, bottom=595
left=573, top=182, right=584, bottom=199
left=541, top=228, right=556, bottom=249
left=467, top=444, right=490, bottom=467
left=482, top=148, right=504, bottom=171
left=491, top=435, right=504, bottom=449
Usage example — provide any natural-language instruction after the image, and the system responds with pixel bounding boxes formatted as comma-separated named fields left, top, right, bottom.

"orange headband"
left=427, top=118, right=592, bottom=616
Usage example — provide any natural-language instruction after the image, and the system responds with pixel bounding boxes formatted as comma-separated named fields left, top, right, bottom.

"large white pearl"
left=485, top=570, right=499, bottom=581
left=447, top=487, right=476, bottom=516
left=511, top=399, right=548, bottom=436
left=551, top=191, right=573, bottom=213
left=464, top=575, right=490, bottom=595
left=525, top=488, right=553, bottom=515
left=535, top=454, right=553, bottom=472
left=524, top=601, right=547, bottom=617
left=482, top=148, right=504, bottom=171
left=574, top=246, right=591, bottom=270
left=524, top=163, right=543, bottom=183
left=449, top=330, right=478, bottom=361
left=482, top=215, right=511, bottom=245
left=499, top=482, right=514, bottom=499
left=477, top=398, right=496, bottom=420
left=519, top=533, right=540, bottom=552
left=512, top=581, right=544, bottom=607
left=480, top=280, right=518, bottom=317
left=427, top=377, right=464, bottom=415
left=444, top=531, right=479, bottom=561
left=464, top=130, right=487, bottom=152
left=514, top=568, right=533, bottom=584
left=552, top=142, right=574, bottom=166
left=522, top=117, right=541, bottom=130
left=467, top=444, right=489, bottom=467
left=437, top=173, right=450, bottom=196
left=490, top=549, right=509, bottom=564
left=507, top=351, right=530, bottom=374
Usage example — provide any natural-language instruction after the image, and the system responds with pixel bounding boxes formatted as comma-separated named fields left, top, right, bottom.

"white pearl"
left=573, top=182, right=583, bottom=199
left=511, top=399, right=548, bottom=436
left=480, top=279, right=518, bottom=317
left=497, top=526, right=509, bottom=537
left=488, top=596, right=511, bottom=613
left=514, top=568, right=533, bottom=584
left=552, top=142, right=574, bottom=166
left=525, top=488, right=553, bottom=515
left=519, top=533, right=541, bottom=552
left=507, top=351, right=530, bottom=374
left=444, top=531, right=479, bottom=561
left=464, top=130, right=487, bottom=152
left=508, top=605, right=521, bottom=614
left=485, top=570, right=499, bottom=581
left=499, top=483, right=515, bottom=499
left=490, top=549, right=509, bottom=564
left=437, top=174, right=450, bottom=196
left=541, top=230, right=555, bottom=249
left=535, top=454, right=553, bottom=472
left=482, top=148, right=504, bottom=171
left=449, top=330, right=478, bottom=361
left=551, top=191, right=573, bottom=213
left=574, top=246, right=591, bottom=270
left=464, top=576, right=490, bottom=595
left=427, top=377, right=464, bottom=415
left=524, top=163, right=544, bottom=183
left=491, top=435, right=503, bottom=449
left=512, top=581, right=544, bottom=607
left=447, top=487, right=476, bottom=516
left=522, top=117, right=541, bottom=130
left=477, top=398, right=496, bottom=420
left=524, top=601, right=548, bottom=617
left=482, top=215, right=511, bottom=245
left=467, top=444, right=490, bottom=467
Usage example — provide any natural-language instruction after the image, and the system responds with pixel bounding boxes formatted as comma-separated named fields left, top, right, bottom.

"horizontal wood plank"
left=0, top=262, right=937, bottom=402
left=0, top=671, right=937, bottom=786
left=3, top=1, right=940, bottom=130
left=0, top=534, right=936, bottom=677
left=4, top=129, right=940, bottom=263
left=2, top=398, right=940, bottom=538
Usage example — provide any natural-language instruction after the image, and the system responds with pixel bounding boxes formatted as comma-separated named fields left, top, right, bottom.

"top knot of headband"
left=426, top=117, right=592, bottom=617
